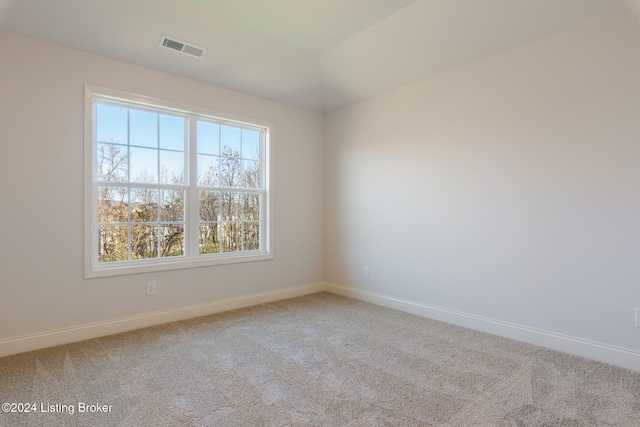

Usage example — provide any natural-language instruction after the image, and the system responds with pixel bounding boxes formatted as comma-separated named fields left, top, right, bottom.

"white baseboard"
left=5, top=281, right=639, bottom=373
left=0, top=282, right=325, bottom=358
left=325, top=282, right=640, bottom=373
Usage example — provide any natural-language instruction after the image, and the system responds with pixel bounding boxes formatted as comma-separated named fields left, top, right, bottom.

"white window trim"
left=84, top=84, right=274, bottom=278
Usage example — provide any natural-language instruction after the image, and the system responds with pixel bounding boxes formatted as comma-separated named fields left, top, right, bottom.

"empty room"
left=1, top=0, right=639, bottom=425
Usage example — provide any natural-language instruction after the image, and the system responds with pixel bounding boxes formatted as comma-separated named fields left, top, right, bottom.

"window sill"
left=84, top=252, right=274, bottom=278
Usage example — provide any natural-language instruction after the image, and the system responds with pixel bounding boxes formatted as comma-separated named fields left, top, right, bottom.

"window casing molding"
left=84, top=84, right=274, bottom=278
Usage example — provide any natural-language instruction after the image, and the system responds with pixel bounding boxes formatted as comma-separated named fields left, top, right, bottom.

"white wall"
left=325, top=11, right=640, bottom=353
left=0, top=32, right=324, bottom=349
left=624, top=0, right=640, bottom=23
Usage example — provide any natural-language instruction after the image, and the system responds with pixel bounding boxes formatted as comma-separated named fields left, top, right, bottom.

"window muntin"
left=85, top=85, right=272, bottom=277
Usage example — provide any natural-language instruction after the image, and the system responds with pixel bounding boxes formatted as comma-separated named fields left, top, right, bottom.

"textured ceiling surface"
left=0, top=0, right=630, bottom=111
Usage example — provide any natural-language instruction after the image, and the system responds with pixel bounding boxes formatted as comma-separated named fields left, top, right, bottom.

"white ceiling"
left=0, top=0, right=630, bottom=111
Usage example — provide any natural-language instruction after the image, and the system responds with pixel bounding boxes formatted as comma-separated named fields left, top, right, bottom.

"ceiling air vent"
left=159, top=35, right=206, bottom=59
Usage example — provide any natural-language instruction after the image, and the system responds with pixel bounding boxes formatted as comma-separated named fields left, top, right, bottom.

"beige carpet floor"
left=1, top=292, right=639, bottom=426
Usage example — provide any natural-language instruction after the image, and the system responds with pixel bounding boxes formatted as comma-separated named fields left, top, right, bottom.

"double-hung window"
left=84, top=85, right=272, bottom=277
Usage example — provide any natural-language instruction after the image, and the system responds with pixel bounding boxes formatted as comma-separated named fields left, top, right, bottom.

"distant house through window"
left=84, top=85, right=273, bottom=277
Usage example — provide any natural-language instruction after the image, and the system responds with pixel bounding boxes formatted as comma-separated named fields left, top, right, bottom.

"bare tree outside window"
left=197, top=128, right=263, bottom=254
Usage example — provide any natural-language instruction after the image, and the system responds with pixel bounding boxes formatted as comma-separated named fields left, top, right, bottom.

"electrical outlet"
left=636, top=308, right=640, bottom=327
left=363, top=266, right=369, bottom=278
left=146, top=281, right=156, bottom=296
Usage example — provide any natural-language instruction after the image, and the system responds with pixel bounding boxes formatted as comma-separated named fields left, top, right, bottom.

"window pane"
left=130, top=147, right=158, bottom=183
left=221, top=222, right=241, bottom=252
left=161, top=189, right=184, bottom=222
left=131, top=188, right=158, bottom=223
left=221, top=125, right=241, bottom=157
left=199, top=190, right=219, bottom=221
left=221, top=192, right=241, bottom=221
left=131, top=225, right=158, bottom=259
left=91, top=90, right=270, bottom=273
left=242, top=129, right=260, bottom=160
left=199, top=224, right=220, bottom=254
left=96, top=143, right=128, bottom=182
left=198, top=154, right=219, bottom=187
left=242, top=160, right=260, bottom=189
left=159, top=115, right=185, bottom=150
left=98, top=225, right=128, bottom=262
left=219, top=155, right=241, bottom=187
left=130, top=110, right=158, bottom=148
left=97, top=104, right=127, bottom=144
left=243, top=193, right=260, bottom=220
left=98, top=186, right=128, bottom=223
left=159, top=150, right=185, bottom=184
left=161, top=225, right=184, bottom=257
left=197, top=121, right=219, bottom=155
left=244, top=222, right=260, bottom=250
